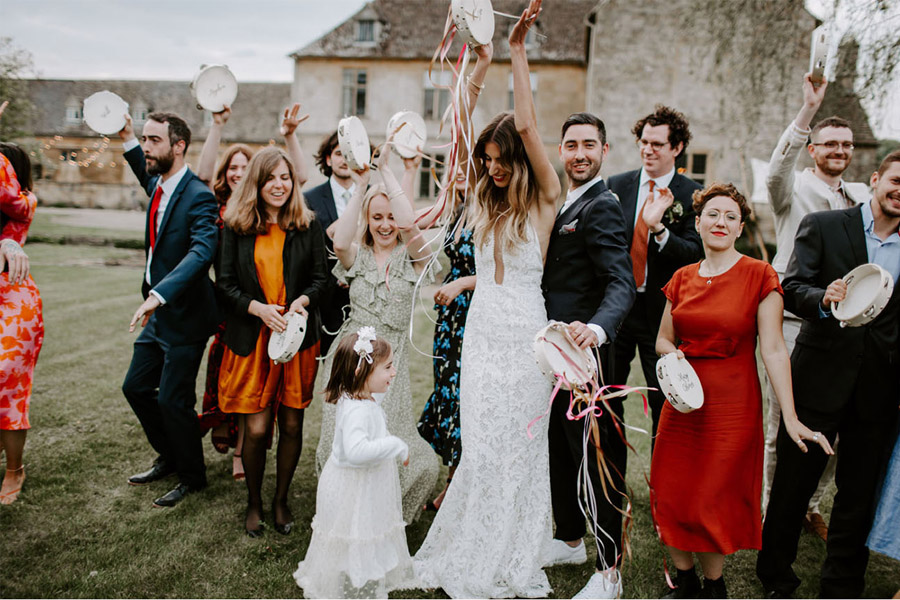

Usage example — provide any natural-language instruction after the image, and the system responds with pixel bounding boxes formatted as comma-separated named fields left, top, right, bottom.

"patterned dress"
left=0, top=154, right=44, bottom=431
left=417, top=219, right=474, bottom=468
left=316, top=244, right=440, bottom=524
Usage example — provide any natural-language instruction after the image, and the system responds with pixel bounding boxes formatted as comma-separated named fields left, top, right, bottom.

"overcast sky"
left=2, top=0, right=898, bottom=137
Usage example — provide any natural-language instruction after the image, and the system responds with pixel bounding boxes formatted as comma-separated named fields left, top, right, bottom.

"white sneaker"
left=572, top=569, right=623, bottom=599
left=542, top=538, right=587, bottom=567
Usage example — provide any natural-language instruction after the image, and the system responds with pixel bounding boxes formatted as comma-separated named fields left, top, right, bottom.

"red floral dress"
left=0, top=154, right=44, bottom=431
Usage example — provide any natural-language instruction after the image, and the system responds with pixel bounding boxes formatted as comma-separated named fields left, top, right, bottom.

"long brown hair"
left=324, top=332, right=392, bottom=403
left=213, top=144, right=253, bottom=204
left=469, top=112, right=537, bottom=251
left=223, top=147, right=314, bottom=234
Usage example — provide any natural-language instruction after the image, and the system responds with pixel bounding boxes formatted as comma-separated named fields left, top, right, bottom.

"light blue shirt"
left=860, top=199, right=900, bottom=282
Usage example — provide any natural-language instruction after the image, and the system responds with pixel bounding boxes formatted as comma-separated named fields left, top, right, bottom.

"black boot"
left=700, top=575, right=727, bottom=599
left=661, top=567, right=702, bottom=599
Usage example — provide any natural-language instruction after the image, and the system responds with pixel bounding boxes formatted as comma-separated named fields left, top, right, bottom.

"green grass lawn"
left=1, top=243, right=897, bottom=598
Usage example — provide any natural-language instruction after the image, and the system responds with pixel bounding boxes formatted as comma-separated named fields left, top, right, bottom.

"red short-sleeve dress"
left=649, top=255, right=782, bottom=555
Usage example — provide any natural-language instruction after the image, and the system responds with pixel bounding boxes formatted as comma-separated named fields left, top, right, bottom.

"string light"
left=39, top=135, right=113, bottom=169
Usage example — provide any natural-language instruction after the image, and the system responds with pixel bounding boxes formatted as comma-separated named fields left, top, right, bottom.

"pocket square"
left=559, top=219, right=578, bottom=235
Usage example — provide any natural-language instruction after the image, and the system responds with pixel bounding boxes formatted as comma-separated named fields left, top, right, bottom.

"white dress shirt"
left=633, top=167, right=674, bottom=292
left=329, top=176, right=356, bottom=218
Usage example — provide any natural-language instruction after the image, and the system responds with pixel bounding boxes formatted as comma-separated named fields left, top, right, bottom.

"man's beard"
left=147, top=149, right=175, bottom=175
left=566, top=160, right=601, bottom=184
left=815, top=153, right=850, bottom=178
left=877, top=191, right=900, bottom=218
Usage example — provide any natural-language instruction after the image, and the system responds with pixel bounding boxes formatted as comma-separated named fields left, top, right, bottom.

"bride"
left=413, top=1, right=561, bottom=597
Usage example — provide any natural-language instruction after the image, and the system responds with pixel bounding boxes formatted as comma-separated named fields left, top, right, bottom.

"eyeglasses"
left=637, top=139, right=669, bottom=152
left=812, top=141, right=855, bottom=150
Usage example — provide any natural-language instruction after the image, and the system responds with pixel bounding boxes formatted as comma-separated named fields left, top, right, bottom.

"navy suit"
left=304, top=180, right=350, bottom=356
left=542, top=178, right=636, bottom=569
left=121, top=145, right=219, bottom=488
left=607, top=170, right=703, bottom=438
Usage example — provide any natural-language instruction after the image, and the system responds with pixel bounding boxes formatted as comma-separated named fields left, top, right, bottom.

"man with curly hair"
left=608, top=105, right=704, bottom=440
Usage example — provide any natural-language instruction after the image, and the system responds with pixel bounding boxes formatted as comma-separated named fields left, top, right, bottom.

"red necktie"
left=149, top=185, right=162, bottom=250
left=630, top=180, right=654, bottom=288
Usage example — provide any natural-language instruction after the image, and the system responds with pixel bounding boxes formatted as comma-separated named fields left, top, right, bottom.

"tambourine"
left=656, top=353, right=704, bottom=414
left=190, top=64, right=238, bottom=112
left=832, top=263, right=894, bottom=328
left=386, top=111, right=427, bottom=159
left=337, top=116, right=371, bottom=171
left=268, top=312, right=308, bottom=364
left=451, top=0, right=495, bottom=47
left=809, top=25, right=828, bottom=86
left=83, top=91, right=129, bottom=135
left=533, top=321, right=598, bottom=388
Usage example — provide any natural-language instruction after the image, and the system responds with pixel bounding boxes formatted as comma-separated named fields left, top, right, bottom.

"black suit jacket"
left=607, top=170, right=703, bottom=322
left=542, top=179, right=636, bottom=344
left=124, top=146, right=220, bottom=346
left=304, top=181, right=338, bottom=252
left=217, top=221, right=329, bottom=357
left=783, top=205, right=900, bottom=426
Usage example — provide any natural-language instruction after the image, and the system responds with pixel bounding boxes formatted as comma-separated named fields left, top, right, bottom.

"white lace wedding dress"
left=414, top=224, right=553, bottom=599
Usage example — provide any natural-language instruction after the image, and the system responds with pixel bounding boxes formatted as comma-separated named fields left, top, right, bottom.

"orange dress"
left=649, top=256, right=781, bottom=554
left=1, top=154, right=44, bottom=431
left=217, top=224, right=318, bottom=413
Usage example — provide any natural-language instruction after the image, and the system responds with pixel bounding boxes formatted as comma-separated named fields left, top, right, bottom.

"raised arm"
left=457, top=42, right=493, bottom=172
left=197, top=106, right=230, bottom=186
left=377, top=155, right=430, bottom=269
left=280, top=103, right=310, bottom=186
left=509, top=0, right=560, bottom=213
left=332, top=167, right=370, bottom=270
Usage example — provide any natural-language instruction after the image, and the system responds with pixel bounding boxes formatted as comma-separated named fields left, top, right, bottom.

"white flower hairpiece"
left=354, top=326, right=377, bottom=366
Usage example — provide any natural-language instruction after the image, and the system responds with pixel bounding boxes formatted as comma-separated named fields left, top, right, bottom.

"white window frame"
left=507, top=73, right=538, bottom=110
left=423, top=71, right=453, bottom=121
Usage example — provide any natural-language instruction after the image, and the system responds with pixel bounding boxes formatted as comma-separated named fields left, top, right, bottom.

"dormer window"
left=357, top=19, right=375, bottom=43
left=65, top=105, right=82, bottom=125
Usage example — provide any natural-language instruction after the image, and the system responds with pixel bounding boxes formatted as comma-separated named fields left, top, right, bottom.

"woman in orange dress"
left=217, top=146, right=327, bottom=537
left=0, top=143, right=44, bottom=505
left=651, top=183, right=832, bottom=598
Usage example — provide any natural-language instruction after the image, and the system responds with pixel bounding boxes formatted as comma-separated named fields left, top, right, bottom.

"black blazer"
left=542, top=179, right=636, bottom=343
left=607, top=170, right=703, bottom=321
left=124, top=146, right=220, bottom=346
left=304, top=181, right=338, bottom=253
left=217, top=220, right=329, bottom=356
left=783, top=205, right=900, bottom=426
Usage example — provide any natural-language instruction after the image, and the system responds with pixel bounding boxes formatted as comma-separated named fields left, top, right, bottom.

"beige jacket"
left=767, top=122, right=870, bottom=276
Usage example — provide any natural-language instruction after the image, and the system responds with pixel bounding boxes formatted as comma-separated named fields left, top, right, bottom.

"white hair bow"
left=354, top=326, right=377, bottom=367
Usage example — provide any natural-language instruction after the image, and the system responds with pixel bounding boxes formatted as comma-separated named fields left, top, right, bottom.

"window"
left=423, top=71, right=453, bottom=121
left=675, top=152, right=709, bottom=185
left=418, top=153, right=446, bottom=200
left=508, top=72, right=538, bottom=110
left=133, top=104, right=149, bottom=127
left=342, top=69, right=367, bottom=116
left=357, top=19, right=375, bottom=43
left=65, top=105, right=82, bottom=125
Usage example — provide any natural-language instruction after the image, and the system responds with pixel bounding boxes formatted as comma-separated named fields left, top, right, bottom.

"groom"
left=542, top=112, right=636, bottom=599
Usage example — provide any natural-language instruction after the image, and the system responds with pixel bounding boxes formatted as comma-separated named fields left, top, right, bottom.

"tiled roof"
left=290, top=0, right=596, bottom=64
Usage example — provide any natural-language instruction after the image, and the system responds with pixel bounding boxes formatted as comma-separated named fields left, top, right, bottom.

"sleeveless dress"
left=414, top=224, right=554, bottom=599
left=650, top=256, right=782, bottom=554
left=417, top=217, right=475, bottom=467
left=316, top=244, right=439, bottom=524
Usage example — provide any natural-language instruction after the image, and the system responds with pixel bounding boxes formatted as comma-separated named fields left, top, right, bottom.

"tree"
left=0, top=37, right=35, bottom=140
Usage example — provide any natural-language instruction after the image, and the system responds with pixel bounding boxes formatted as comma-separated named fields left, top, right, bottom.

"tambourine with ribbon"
left=809, top=25, right=829, bottom=86
left=83, top=91, right=129, bottom=135
left=337, top=116, right=371, bottom=171
left=832, top=263, right=894, bottom=328
left=190, top=64, right=238, bottom=112
left=533, top=321, right=598, bottom=389
left=656, top=352, right=704, bottom=414
left=267, top=312, right=308, bottom=364
left=451, top=0, right=496, bottom=47
left=386, top=110, right=427, bottom=159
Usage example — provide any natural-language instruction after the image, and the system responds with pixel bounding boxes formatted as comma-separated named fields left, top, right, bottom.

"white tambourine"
left=451, top=0, right=495, bottom=47
left=832, top=263, right=894, bottom=328
left=337, top=116, right=371, bottom=171
left=386, top=110, right=427, bottom=159
left=83, top=91, right=129, bottom=136
left=533, top=321, right=598, bottom=388
left=268, top=312, right=308, bottom=364
left=656, top=353, right=704, bottom=414
left=809, top=25, right=828, bottom=86
left=190, top=64, right=238, bottom=112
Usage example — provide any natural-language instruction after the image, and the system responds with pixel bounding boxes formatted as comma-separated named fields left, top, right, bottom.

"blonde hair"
left=469, top=112, right=537, bottom=251
left=223, top=147, right=314, bottom=234
left=359, top=183, right=397, bottom=248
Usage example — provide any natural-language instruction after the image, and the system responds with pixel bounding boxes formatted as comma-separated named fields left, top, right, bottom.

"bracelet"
left=467, top=77, right=485, bottom=93
left=652, top=225, right=666, bottom=236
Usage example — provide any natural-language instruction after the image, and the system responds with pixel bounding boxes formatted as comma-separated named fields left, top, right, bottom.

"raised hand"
left=509, top=0, right=541, bottom=47
left=472, top=40, right=493, bottom=63
left=212, top=105, right=232, bottom=126
left=349, top=163, right=371, bottom=189
left=642, top=186, right=675, bottom=230
left=280, top=103, right=309, bottom=137
left=118, top=113, right=135, bottom=141
left=802, top=73, right=827, bottom=109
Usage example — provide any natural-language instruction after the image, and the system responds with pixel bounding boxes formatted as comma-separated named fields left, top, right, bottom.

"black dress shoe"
left=128, top=459, right=175, bottom=486
left=152, top=481, right=205, bottom=508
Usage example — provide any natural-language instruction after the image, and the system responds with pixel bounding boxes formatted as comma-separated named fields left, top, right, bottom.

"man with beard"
left=541, top=112, right=635, bottom=599
left=118, top=112, right=219, bottom=507
left=762, top=74, right=870, bottom=541
left=758, top=150, right=900, bottom=599
left=303, top=131, right=356, bottom=356
left=607, top=106, right=703, bottom=441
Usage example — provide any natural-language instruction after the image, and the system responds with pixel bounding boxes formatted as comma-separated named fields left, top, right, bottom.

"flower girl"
left=293, top=327, right=419, bottom=599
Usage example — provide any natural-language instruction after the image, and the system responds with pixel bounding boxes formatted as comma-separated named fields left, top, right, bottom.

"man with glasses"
left=762, top=73, right=870, bottom=542
left=608, top=105, right=703, bottom=440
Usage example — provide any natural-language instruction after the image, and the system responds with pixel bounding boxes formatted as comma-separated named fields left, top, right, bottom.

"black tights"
left=242, top=405, right=305, bottom=529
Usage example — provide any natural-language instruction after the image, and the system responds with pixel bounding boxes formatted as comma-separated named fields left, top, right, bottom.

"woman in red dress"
left=0, top=144, right=44, bottom=505
left=651, top=183, right=832, bottom=598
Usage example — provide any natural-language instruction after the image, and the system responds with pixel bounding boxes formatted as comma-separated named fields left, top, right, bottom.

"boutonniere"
left=664, top=202, right=684, bottom=223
